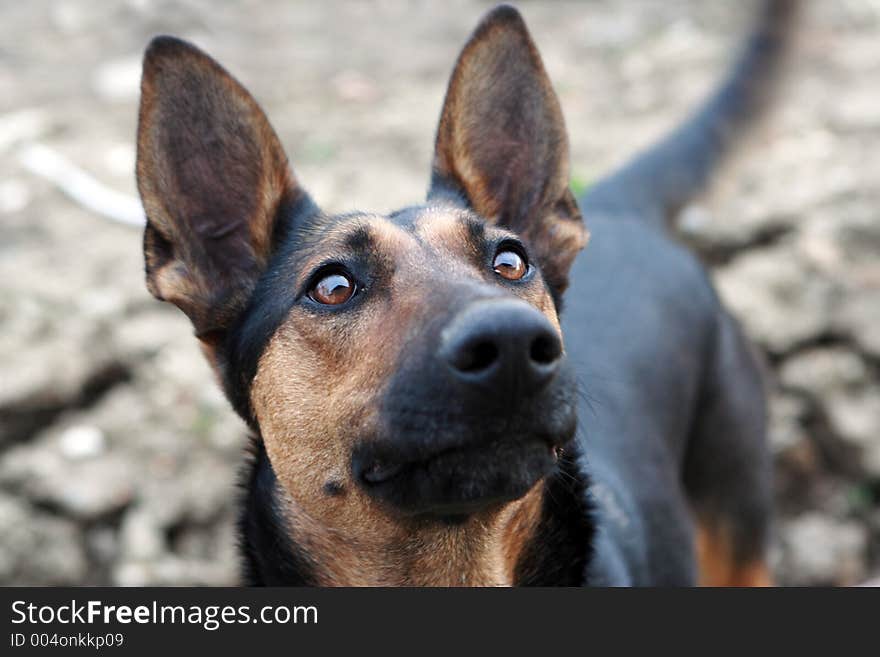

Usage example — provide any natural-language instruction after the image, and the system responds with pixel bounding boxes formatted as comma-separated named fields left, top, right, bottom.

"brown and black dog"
left=135, top=1, right=796, bottom=585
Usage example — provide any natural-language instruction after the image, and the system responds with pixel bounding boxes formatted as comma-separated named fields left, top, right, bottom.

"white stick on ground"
left=18, top=143, right=145, bottom=227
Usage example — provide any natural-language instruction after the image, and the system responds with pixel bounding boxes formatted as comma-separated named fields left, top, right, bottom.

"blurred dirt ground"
left=1, top=0, right=879, bottom=585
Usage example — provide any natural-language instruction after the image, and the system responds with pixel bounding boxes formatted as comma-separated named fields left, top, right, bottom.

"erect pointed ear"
left=137, top=36, right=317, bottom=348
left=429, top=5, right=587, bottom=296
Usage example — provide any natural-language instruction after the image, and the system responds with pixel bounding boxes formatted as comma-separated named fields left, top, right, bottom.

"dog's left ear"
left=429, top=5, right=587, bottom=296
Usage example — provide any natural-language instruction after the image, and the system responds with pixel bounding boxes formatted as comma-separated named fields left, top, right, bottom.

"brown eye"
left=493, top=248, right=528, bottom=281
left=309, top=272, right=355, bottom=305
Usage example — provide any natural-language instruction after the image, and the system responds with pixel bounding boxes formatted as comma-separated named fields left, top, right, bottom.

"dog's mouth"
left=360, top=357, right=580, bottom=518
left=353, top=436, right=567, bottom=518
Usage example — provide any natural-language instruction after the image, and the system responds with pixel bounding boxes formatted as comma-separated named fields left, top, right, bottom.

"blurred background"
left=1, top=0, right=878, bottom=586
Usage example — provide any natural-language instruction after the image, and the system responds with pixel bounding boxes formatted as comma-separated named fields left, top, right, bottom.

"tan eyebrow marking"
left=294, top=215, right=415, bottom=289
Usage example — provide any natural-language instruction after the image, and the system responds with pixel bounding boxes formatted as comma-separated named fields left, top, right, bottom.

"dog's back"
left=566, top=0, right=797, bottom=585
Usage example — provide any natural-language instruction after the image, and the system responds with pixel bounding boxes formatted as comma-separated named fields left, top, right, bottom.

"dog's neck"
left=284, top=486, right=545, bottom=586
left=240, top=440, right=594, bottom=586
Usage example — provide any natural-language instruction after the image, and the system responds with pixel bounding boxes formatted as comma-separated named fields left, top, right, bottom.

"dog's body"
left=136, top=1, right=795, bottom=586
left=566, top=213, right=769, bottom=585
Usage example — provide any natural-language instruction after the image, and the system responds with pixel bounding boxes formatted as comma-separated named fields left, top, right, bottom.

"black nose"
left=440, top=300, right=563, bottom=393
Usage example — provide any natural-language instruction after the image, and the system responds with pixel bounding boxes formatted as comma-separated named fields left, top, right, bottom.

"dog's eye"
left=493, top=248, right=528, bottom=281
left=309, top=271, right=355, bottom=305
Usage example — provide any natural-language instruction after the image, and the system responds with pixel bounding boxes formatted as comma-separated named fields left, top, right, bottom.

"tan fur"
left=251, top=209, right=563, bottom=585
left=696, top=522, right=773, bottom=587
left=275, top=484, right=544, bottom=586
left=414, top=207, right=564, bottom=332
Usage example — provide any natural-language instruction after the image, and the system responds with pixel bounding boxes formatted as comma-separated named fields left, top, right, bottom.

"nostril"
left=455, top=340, right=499, bottom=373
left=529, top=333, right=561, bottom=365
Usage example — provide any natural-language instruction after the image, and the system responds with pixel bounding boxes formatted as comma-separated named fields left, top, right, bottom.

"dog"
left=135, top=0, right=796, bottom=585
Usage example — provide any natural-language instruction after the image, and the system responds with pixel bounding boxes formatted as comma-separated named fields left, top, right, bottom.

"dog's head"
left=137, top=6, right=587, bottom=538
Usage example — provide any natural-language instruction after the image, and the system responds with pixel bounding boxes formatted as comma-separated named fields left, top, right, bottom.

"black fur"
left=221, top=194, right=321, bottom=425
left=514, top=444, right=595, bottom=586
left=582, top=0, right=796, bottom=224
left=238, top=437, right=316, bottom=586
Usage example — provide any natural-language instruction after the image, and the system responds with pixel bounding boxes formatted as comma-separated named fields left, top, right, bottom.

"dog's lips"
left=361, top=441, right=559, bottom=486
left=359, top=381, right=579, bottom=517
left=355, top=436, right=565, bottom=517
left=361, top=460, right=405, bottom=484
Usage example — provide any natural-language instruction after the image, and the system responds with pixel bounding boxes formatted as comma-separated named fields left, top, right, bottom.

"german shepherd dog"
left=136, top=1, right=796, bottom=585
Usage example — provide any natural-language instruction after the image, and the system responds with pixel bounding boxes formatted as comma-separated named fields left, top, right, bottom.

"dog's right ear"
left=137, top=36, right=317, bottom=349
